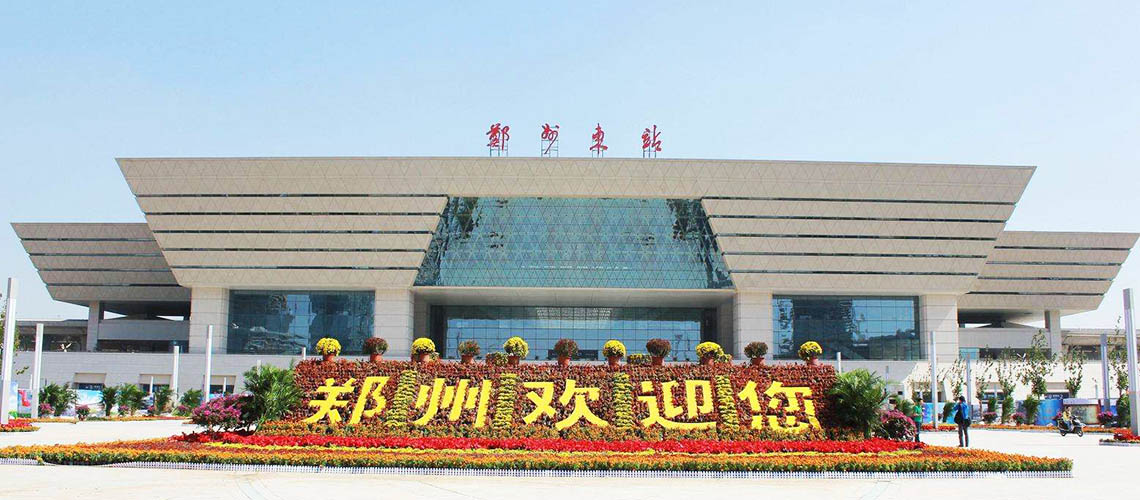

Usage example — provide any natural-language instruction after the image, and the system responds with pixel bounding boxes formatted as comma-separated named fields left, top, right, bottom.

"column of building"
left=85, top=300, right=101, bottom=352
left=732, top=290, right=773, bottom=360
left=188, top=287, right=228, bottom=354
left=375, top=288, right=414, bottom=357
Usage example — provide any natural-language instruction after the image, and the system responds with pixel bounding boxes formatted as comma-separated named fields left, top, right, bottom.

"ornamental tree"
left=1061, top=348, right=1084, bottom=398
left=1018, top=330, right=1054, bottom=397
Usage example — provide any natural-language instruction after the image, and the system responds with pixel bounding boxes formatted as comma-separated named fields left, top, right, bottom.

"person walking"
left=954, top=396, right=971, bottom=447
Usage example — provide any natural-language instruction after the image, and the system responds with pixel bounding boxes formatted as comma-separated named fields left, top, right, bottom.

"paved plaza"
left=0, top=422, right=1133, bottom=499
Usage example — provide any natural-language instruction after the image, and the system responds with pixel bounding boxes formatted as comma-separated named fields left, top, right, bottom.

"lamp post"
left=170, top=345, right=180, bottom=401
left=202, top=325, right=213, bottom=405
left=31, top=323, right=43, bottom=418
left=1, top=279, right=18, bottom=425
left=1124, top=289, right=1139, bottom=434
left=929, top=331, right=939, bottom=430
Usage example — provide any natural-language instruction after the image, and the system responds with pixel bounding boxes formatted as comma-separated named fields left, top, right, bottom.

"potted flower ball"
left=602, top=339, right=626, bottom=368
left=646, top=338, right=671, bottom=366
left=744, top=341, right=768, bottom=366
left=503, top=336, right=529, bottom=366
left=553, top=338, right=579, bottom=367
left=798, top=341, right=822, bottom=366
left=457, top=340, right=481, bottom=364
left=315, top=337, right=341, bottom=362
left=695, top=341, right=724, bottom=366
left=411, top=337, right=436, bottom=363
left=364, top=337, right=388, bottom=363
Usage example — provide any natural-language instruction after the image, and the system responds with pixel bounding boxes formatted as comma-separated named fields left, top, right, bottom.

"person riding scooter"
left=1053, top=409, right=1085, bottom=437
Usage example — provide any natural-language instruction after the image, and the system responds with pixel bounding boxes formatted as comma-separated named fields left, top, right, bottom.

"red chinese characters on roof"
left=486, top=123, right=510, bottom=155
left=541, top=123, right=559, bottom=156
left=641, top=125, right=661, bottom=157
left=590, top=123, right=607, bottom=157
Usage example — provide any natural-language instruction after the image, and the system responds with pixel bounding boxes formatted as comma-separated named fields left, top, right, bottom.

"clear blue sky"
left=2, top=2, right=1137, bottom=327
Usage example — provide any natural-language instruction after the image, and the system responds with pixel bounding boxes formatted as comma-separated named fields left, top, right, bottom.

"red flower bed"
left=175, top=432, right=920, bottom=454
left=1112, top=430, right=1140, bottom=442
left=0, top=419, right=38, bottom=432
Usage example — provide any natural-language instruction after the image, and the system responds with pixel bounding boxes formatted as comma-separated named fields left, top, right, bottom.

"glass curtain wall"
left=228, top=290, right=374, bottom=354
left=414, top=197, right=733, bottom=289
left=431, top=305, right=714, bottom=361
left=772, top=296, right=921, bottom=360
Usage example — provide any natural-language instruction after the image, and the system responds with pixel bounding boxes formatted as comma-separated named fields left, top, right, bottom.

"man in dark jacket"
left=954, top=396, right=971, bottom=447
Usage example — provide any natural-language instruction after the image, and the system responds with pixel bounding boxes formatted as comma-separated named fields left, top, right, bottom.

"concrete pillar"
left=412, top=294, right=429, bottom=340
left=716, top=299, right=735, bottom=354
left=733, top=291, right=773, bottom=359
left=86, top=300, right=101, bottom=352
left=375, top=289, right=413, bottom=357
left=189, top=288, right=228, bottom=354
left=1044, top=310, right=1063, bottom=355
left=920, top=294, right=959, bottom=363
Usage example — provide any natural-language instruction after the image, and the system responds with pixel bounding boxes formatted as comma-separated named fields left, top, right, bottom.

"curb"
left=1098, top=441, right=1140, bottom=447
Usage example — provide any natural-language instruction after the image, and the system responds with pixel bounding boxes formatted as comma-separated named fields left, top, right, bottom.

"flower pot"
left=412, top=352, right=430, bottom=363
left=508, top=355, right=520, bottom=366
left=607, top=355, right=621, bottom=368
left=461, top=354, right=474, bottom=365
left=699, top=356, right=714, bottom=366
left=322, top=353, right=335, bottom=363
left=750, top=357, right=764, bottom=366
left=557, top=356, right=570, bottom=367
left=368, top=353, right=382, bottom=363
left=805, top=357, right=817, bottom=366
left=651, top=355, right=664, bottom=367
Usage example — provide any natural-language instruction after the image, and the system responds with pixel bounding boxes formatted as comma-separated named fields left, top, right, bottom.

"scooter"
left=1055, top=414, right=1085, bottom=437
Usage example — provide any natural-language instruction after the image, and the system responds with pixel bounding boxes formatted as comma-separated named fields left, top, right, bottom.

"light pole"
left=31, top=323, right=43, bottom=418
left=1, top=278, right=18, bottom=425
left=1124, top=289, right=1139, bottom=434
left=929, top=330, right=939, bottom=429
left=202, top=325, right=213, bottom=405
left=170, top=345, right=180, bottom=402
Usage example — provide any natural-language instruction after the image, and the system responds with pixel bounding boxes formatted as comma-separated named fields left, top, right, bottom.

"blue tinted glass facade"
left=414, top=198, right=733, bottom=289
left=227, top=290, right=374, bottom=354
left=432, top=305, right=714, bottom=361
left=772, top=296, right=922, bottom=360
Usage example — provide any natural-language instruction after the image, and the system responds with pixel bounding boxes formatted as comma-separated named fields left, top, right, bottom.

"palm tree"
left=828, top=369, right=889, bottom=438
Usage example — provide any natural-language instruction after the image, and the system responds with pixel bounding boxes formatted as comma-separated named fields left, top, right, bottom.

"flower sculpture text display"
left=294, top=361, right=839, bottom=437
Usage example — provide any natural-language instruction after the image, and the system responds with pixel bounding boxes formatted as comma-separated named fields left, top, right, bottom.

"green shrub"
left=153, top=386, right=174, bottom=414
left=827, top=369, right=888, bottom=438
left=117, top=384, right=146, bottom=416
left=179, top=388, right=204, bottom=409
left=242, top=363, right=303, bottom=426
left=1001, top=395, right=1015, bottom=423
left=100, top=386, right=118, bottom=416
left=1117, top=395, right=1131, bottom=428
left=1023, top=395, right=1041, bottom=425
left=38, top=383, right=77, bottom=417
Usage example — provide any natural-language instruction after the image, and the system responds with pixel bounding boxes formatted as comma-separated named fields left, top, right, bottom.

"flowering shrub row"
left=0, top=439, right=1071, bottom=472
left=1110, top=430, right=1140, bottom=442
left=920, top=423, right=1114, bottom=434
left=0, top=419, right=38, bottom=432
left=258, top=418, right=839, bottom=442
left=291, top=360, right=838, bottom=439
left=174, top=432, right=922, bottom=454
